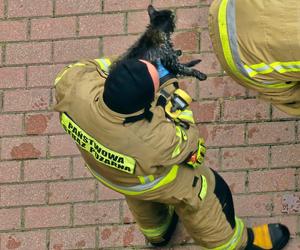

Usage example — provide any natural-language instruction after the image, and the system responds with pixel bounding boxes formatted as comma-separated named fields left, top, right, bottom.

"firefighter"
left=54, top=57, right=290, bottom=249
left=208, top=0, right=300, bottom=116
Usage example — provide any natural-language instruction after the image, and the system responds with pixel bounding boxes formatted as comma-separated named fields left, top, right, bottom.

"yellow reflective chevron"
left=202, top=217, right=244, bottom=250
left=172, top=125, right=187, bottom=158
left=61, top=112, right=136, bottom=174
left=244, top=61, right=300, bottom=77
left=177, top=109, right=195, bottom=124
left=94, top=58, right=112, bottom=73
left=85, top=163, right=179, bottom=196
left=218, top=0, right=297, bottom=89
left=140, top=206, right=175, bottom=238
left=198, top=175, right=207, bottom=200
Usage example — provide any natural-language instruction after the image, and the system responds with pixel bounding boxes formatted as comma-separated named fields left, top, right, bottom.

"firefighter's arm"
left=148, top=113, right=205, bottom=168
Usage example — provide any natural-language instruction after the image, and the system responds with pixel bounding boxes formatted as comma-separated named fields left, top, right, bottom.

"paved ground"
left=0, top=0, right=299, bottom=249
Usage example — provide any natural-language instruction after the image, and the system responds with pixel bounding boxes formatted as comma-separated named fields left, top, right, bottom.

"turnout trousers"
left=89, top=162, right=248, bottom=249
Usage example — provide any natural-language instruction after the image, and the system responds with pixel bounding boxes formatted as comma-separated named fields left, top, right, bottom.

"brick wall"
left=0, top=0, right=299, bottom=249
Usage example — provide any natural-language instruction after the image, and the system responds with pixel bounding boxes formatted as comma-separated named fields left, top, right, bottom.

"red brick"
left=24, top=158, right=70, bottom=181
left=0, top=231, right=46, bottom=250
left=220, top=171, right=246, bottom=194
left=49, top=179, right=95, bottom=204
left=25, top=205, right=70, bottom=228
left=79, top=14, right=125, bottom=36
left=99, top=224, right=145, bottom=248
left=201, top=30, right=213, bottom=52
left=191, top=100, right=220, bottom=122
left=6, top=42, right=52, bottom=64
left=272, top=105, right=297, bottom=120
left=201, top=0, right=214, bottom=4
left=248, top=169, right=295, bottom=193
left=198, top=124, right=245, bottom=147
left=28, top=64, right=65, bottom=87
left=53, top=39, right=99, bottom=63
left=25, top=112, right=64, bottom=135
left=104, top=0, right=150, bottom=11
left=199, top=76, right=246, bottom=99
left=0, top=114, right=23, bottom=136
left=122, top=201, right=135, bottom=223
left=98, top=183, right=124, bottom=200
left=127, top=11, right=149, bottom=34
left=273, top=193, right=300, bottom=215
left=73, top=157, right=93, bottom=178
left=222, top=146, right=269, bottom=170
left=50, top=227, right=96, bottom=250
left=177, top=7, right=209, bottom=29
left=153, top=0, right=198, bottom=7
left=285, top=238, right=300, bottom=250
left=1, top=136, right=47, bottom=160
left=74, top=201, right=120, bottom=225
left=0, top=20, right=27, bottom=41
left=56, top=0, right=101, bottom=15
left=0, top=183, right=46, bottom=206
left=0, top=67, right=26, bottom=88
left=173, top=31, right=198, bottom=52
left=247, top=122, right=295, bottom=145
left=178, top=77, right=198, bottom=100
left=271, top=144, right=300, bottom=168
left=182, top=53, right=221, bottom=75
left=203, top=148, right=220, bottom=171
left=0, top=208, right=21, bottom=230
left=49, top=134, right=80, bottom=156
left=233, top=194, right=273, bottom=217
left=103, top=35, right=139, bottom=57
left=31, top=17, right=76, bottom=40
left=8, top=0, right=52, bottom=17
left=223, top=99, right=270, bottom=121
left=0, top=161, right=20, bottom=183
left=3, top=89, right=50, bottom=112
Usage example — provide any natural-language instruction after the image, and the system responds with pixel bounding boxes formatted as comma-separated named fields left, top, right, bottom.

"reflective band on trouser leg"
left=218, top=0, right=296, bottom=89
left=202, top=217, right=244, bottom=250
left=139, top=206, right=175, bottom=239
left=85, top=163, right=179, bottom=196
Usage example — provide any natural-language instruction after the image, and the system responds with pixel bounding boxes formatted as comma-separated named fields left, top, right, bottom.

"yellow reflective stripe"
left=94, top=58, right=111, bottom=72
left=244, top=61, right=300, bottom=76
left=138, top=176, right=146, bottom=184
left=198, top=175, right=207, bottom=200
left=54, top=62, right=85, bottom=85
left=140, top=206, right=175, bottom=238
left=172, top=126, right=183, bottom=158
left=148, top=175, right=155, bottom=182
left=218, top=0, right=296, bottom=89
left=177, top=109, right=195, bottom=124
left=61, top=113, right=136, bottom=174
left=203, top=217, right=244, bottom=250
left=86, top=164, right=179, bottom=196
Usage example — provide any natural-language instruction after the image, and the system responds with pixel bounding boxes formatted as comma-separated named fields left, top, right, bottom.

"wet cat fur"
left=111, top=5, right=207, bottom=81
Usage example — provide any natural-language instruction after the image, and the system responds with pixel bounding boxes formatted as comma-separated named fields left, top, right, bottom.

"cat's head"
left=147, top=5, right=175, bottom=33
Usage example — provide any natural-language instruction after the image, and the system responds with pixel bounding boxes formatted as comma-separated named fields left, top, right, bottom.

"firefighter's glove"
left=186, top=138, right=206, bottom=168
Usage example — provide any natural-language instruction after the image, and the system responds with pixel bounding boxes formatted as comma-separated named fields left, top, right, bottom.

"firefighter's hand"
left=186, top=138, right=206, bottom=168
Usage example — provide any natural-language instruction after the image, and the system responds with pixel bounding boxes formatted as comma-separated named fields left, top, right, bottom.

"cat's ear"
left=147, top=5, right=157, bottom=18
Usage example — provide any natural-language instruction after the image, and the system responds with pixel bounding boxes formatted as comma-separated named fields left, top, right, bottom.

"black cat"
left=111, top=5, right=207, bottom=81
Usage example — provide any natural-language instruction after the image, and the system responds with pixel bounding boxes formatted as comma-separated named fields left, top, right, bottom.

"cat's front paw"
left=194, top=70, right=207, bottom=81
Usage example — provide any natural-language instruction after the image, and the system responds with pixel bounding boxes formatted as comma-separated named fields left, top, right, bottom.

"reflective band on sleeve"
left=202, top=217, right=245, bottom=250
left=85, top=163, right=179, bottom=196
left=198, top=175, right=208, bottom=200
left=139, top=206, right=175, bottom=238
left=244, top=61, right=300, bottom=77
left=172, top=126, right=186, bottom=158
left=218, top=0, right=296, bottom=89
left=60, top=112, right=136, bottom=174
left=177, top=109, right=195, bottom=124
left=94, top=58, right=112, bottom=73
